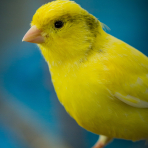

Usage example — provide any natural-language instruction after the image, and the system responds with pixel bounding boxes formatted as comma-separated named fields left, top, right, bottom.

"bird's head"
left=23, top=0, right=104, bottom=65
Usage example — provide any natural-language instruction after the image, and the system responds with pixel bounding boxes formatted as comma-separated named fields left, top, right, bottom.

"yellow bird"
left=22, top=0, right=148, bottom=147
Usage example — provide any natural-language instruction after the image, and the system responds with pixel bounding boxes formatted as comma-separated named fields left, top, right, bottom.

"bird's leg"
left=92, top=135, right=113, bottom=148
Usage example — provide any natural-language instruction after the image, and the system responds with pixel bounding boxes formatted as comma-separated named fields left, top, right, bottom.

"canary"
left=22, top=0, right=148, bottom=147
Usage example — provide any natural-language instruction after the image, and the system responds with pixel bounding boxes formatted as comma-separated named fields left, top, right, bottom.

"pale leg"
left=92, top=135, right=113, bottom=148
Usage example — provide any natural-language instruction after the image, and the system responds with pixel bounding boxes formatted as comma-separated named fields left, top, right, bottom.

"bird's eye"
left=54, top=21, right=64, bottom=28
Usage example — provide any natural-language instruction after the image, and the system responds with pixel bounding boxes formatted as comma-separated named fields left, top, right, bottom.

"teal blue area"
left=0, top=0, right=147, bottom=148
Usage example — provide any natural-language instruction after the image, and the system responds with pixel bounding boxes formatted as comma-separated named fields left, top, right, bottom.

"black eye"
left=54, top=21, right=64, bottom=28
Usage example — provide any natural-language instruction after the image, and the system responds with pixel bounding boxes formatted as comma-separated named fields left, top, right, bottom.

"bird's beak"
left=22, top=25, right=45, bottom=43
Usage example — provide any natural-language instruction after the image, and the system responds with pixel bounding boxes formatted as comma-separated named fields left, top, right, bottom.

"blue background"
left=0, top=0, right=148, bottom=148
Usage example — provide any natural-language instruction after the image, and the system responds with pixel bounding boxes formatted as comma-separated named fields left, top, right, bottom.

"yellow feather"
left=24, top=0, right=148, bottom=146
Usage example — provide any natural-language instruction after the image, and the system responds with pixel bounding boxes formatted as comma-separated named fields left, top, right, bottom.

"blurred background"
left=0, top=0, right=148, bottom=148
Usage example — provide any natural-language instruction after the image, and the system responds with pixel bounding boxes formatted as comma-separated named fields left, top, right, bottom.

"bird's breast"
left=50, top=64, right=115, bottom=130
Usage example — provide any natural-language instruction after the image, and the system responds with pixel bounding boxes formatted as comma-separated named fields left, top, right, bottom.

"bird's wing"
left=102, top=34, right=148, bottom=108
left=114, top=74, right=148, bottom=108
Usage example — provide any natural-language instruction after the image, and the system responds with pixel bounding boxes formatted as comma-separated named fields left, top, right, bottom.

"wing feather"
left=115, top=92, right=148, bottom=108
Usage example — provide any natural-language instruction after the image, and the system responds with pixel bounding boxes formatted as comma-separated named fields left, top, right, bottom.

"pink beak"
left=22, top=25, right=44, bottom=43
